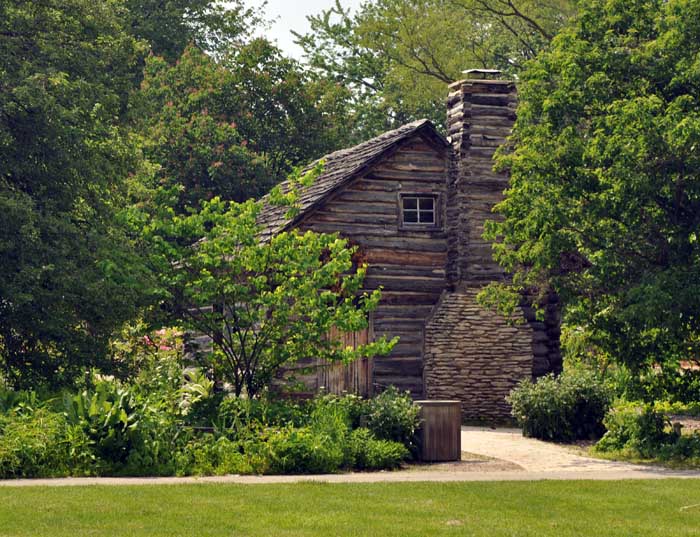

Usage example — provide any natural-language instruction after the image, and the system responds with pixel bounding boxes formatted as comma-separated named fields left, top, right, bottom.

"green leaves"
left=296, top=0, right=576, bottom=137
left=0, top=0, right=152, bottom=388
left=145, top=172, right=395, bottom=397
left=486, top=0, right=700, bottom=371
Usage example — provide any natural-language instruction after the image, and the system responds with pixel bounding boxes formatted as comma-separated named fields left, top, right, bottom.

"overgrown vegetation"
left=593, top=402, right=700, bottom=466
left=0, top=356, right=420, bottom=478
left=482, top=0, right=700, bottom=376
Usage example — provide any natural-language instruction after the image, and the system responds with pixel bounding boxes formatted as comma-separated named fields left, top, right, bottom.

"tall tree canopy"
left=133, top=45, right=272, bottom=211
left=0, top=0, right=150, bottom=387
left=296, top=0, right=576, bottom=138
left=483, top=0, right=700, bottom=372
left=123, top=0, right=262, bottom=61
left=133, top=40, right=350, bottom=211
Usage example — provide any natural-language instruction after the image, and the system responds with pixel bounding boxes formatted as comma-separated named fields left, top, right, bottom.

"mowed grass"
left=0, top=480, right=699, bottom=536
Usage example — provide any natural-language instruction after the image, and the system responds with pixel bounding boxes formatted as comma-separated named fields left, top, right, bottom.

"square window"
left=401, top=195, right=438, bottom=227
left=419, top=210, right=435, bottom=224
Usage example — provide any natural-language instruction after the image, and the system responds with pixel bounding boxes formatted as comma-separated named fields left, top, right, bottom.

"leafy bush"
left=595, top=402, right=677, bottom=458
left=612, top=366, right=700, bottom=405
left=217, top=396, right=308, bottom=432
left=63, top=381, right=140, bottom=466
left=310, top=392, right=365, bottom=430
left=348, top=428, right=408, bottom=470
left=265, top=426, right=346, bottom=474
left=0, top=409, right=91, bottom=478
left=175, top=435, right=252, bottom=476
left=508, top=368, right=612, bottom=442
left=63, top=378, right=182, bottom=475
left=0, top=386, right=419, bottom=478
left=595, top=401, right=700, bottom=463
left=363, top=387, right=420, bottom=449
left=653, top=400, right=700, bottom=417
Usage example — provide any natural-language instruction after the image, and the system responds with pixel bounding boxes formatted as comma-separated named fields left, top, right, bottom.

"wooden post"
left=414, top=400, right=461, bottom=461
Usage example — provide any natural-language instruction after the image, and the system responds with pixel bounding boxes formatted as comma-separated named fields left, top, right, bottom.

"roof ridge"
left=257, top=119, right=446, bottom=237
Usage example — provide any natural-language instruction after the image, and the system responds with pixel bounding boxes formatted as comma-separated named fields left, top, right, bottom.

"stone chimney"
left=423, top=71, right=562, bottom=421
left=445, top=70, right=517, bottom=287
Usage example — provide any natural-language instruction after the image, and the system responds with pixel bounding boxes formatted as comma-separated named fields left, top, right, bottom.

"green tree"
left=223, top=38, right=350, bottom=176
left=134, top=41, right=350, bottom=212
left=133, top=45, right=272, bottom=211
left=143, top=173, right=396, bottom=397
left=296, top=0, right=576, bottom=137
left=482, top=0, right=700, bottom=374
left=0, top=0, right=151, bottom=387
left=123, top=0, right=262, bottom=62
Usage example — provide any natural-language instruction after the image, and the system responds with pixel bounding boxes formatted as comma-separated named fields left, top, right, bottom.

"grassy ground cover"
left=0, top=480, right=698, bottom=536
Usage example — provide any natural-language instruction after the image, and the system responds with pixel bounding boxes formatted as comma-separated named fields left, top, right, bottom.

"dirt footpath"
left=1, top=427, right=699, bottom=487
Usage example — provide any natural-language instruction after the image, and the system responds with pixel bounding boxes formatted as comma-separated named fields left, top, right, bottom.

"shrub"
left=216, top=396, right=308, bottom=433
left=348, top=428, right=409, bottom=470
left=596, top=402, right=672, bottom=457
left=596, top=401, right=700, bottom=463
left=175, top=435, right=252, bottom=476
left=0, top=409, right=91, bottom=478
left=615, top=366, right=700, bottom=405
left=310, top=392, right=365, bottom=430
left=265, top=426, right=346, bottom=474
left=63, top=378, right=182, bottom=476
left=363, top=386, right=420, bottom=450
left=653, top=400, right=700, bottom=417
left=508, top=368, right=611, bottom=442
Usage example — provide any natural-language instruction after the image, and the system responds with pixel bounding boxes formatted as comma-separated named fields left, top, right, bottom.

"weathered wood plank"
left=310, top=212, right=396, bottom=226
left=373, top=357, right=423, bottom=376
left=365, top=248, right=446, bottom=267
left=366, top=168, right=447, bottom=182
left=364, top=276, right=446, bottom=293
left=375, top=291, right=441, bottom=306
left=349, top=179, right=445, bottom=192
left=368, top=264, right=445, bottom=278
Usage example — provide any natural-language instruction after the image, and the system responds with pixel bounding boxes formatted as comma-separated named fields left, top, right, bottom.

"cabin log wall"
left=298, top=135, right=449, bottom=397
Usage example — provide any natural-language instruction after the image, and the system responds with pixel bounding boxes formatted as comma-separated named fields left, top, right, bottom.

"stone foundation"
left=423, top=289, right=533, bottom=421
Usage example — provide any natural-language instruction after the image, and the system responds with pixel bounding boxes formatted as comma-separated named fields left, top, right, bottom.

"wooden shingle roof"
left=257, top=119, right=448, bottom=237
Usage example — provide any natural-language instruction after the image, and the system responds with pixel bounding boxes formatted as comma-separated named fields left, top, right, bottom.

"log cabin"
left=257, top=73, right=562, bottom=421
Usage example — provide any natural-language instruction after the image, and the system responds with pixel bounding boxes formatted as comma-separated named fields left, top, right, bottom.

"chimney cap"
left=462, top=68, right=502, bottom=79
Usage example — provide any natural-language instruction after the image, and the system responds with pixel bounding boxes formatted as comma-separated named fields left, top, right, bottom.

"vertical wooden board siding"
left=297, top=135, right=449, bottom=397
left=316, top=326, right=373, bottom=397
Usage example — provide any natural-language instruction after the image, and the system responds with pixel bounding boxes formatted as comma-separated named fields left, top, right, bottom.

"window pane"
left=419, top=197, right=434, bottom=211
left=403, top=197, right=417, bottom=210
left=419, top=210, right=435, bottom=223
left=403, top=210, right=418, bottom=223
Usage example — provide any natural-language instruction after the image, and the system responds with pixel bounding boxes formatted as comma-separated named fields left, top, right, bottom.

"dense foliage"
left=0, top=352, right=420, bottom=477
left=595, top=401, right=700, bottom=465
left=296, top=0, right=575, bottom=137
left=508, top=368, right=611, bottom=442
left=123, top=0, right=262, bottom=61
left=483, top=0, right=700, bottom=375
left=0, top=0, right=150, bottom=387
left=139, top=171, right=396, bottom=396
left=0, top=0, right=357, bottom=387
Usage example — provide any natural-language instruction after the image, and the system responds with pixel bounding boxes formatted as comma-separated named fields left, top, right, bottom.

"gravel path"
left=1, top=427, right=698, bottom=487
left=460, top=426, right=646, bottom=472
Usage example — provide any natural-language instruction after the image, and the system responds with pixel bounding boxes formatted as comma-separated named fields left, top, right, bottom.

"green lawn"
left=0, top=480, right=699, bottom=536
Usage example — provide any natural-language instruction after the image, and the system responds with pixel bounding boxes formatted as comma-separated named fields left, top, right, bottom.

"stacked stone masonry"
left=423, top=289, right=533, bottom=421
